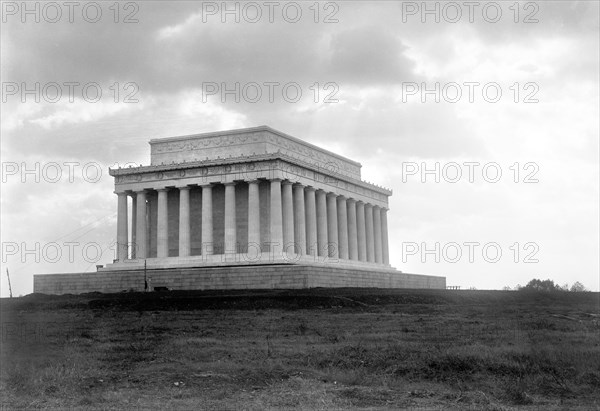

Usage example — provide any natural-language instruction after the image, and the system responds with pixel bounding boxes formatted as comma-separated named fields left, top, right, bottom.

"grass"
left=1, top=288, right=599, bottom=410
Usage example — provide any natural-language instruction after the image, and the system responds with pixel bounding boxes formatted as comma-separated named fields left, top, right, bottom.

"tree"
left=523, top=278, right=558, bottom=292
left=570, top=281, right=588, bottom=292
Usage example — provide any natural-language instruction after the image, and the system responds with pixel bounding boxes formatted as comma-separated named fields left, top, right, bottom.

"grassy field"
left=1, top=288, right=599, bottom=410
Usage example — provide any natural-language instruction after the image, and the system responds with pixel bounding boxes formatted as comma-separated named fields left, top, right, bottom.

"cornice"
left=109, top=152, right=392, bottom=195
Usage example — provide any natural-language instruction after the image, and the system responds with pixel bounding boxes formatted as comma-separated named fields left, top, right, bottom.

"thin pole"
left=6, top=268, right=13, bottom=298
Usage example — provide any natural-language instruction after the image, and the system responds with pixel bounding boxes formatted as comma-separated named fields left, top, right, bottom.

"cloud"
left=1, top=1, right=598, bottom=295
left=325, top=25, right=415, bottom=84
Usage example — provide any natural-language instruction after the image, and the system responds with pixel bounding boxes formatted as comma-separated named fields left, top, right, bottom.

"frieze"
left=115, top=174, right=142, bottom=183
left=153, top=132, right=262, bottom=154
left=113, top=157, right=389, bottom=202
left=151, top=130, right=361, bottom=178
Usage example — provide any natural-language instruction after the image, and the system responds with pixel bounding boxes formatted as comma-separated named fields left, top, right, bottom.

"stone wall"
left=34, top=266, right=446, bottom=295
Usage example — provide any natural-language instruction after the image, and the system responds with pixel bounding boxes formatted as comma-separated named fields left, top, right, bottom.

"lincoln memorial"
left=34, top=126, right=445, bottom=293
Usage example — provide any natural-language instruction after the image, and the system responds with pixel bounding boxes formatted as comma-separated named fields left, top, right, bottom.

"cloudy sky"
left=1, top=1, right=598, bottom=296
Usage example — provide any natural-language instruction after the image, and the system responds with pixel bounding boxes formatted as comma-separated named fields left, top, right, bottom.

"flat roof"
left=149, top=125, right=362, bottom=168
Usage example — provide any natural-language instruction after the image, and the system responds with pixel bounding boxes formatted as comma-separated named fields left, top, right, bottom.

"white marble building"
left=34, top=126, right=446, bottom=293
left=107, top=126, right=392, bottom=271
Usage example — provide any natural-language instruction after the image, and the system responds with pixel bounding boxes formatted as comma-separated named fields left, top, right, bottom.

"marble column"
left=326, top=193, right=339, bottom=258
left=316, top=190, right=328, bottom=257
left=373, top=206, right=383, bottom=264
left=135, top=191, right=147, bottom=259
left=157, top=188, right=169, bottom=258
left=178, top=186, right=191, bottom=257
left=201, top=184, right=213, bottom=255
left=130, top=194, right=137, bottom=259
left=382, top=208, right=390, bottom=265
left=247, top=180, right=260, bottom=248
left=293, top=184, right=306, bottom=255
left=337, top=196, right=349, bottom=260
left=270, top=179, right=283, bottom=252
left=305, top=187, right=317, bottom=256
left=116, top=192, right=128, bottom=261
left=365, top=204, right=375, bottom=263
left=356, top=201, right=367, bottom=262
left=224, top=182, right=237, bottom=254
left=347, top=199, right=358, bottom=260
left=282, top=181, right=294, bottom=252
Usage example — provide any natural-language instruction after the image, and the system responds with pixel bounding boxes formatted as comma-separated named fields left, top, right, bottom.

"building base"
left=33, top=264, right=445, bottom=295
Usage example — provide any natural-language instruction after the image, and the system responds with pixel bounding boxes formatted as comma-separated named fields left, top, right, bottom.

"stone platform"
left=33, top=265, right=445, bottom=295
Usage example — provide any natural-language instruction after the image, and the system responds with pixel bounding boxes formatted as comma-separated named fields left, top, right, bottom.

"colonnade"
left=116, top=179, right=390, bottom=265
